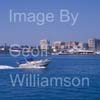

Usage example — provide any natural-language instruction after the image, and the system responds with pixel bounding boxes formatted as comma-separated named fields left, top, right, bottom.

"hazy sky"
left=0, top=0, right=100, bottom=45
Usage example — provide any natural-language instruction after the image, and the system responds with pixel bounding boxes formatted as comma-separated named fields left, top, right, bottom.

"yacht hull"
left=19, top=59, right=50, bottom=68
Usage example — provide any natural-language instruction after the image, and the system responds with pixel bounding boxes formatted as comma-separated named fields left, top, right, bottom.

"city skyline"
left=0, top=0, right=100, bottom=45
left=0, top=37, right=100, bottom=47
left=1, top=38, right=100, bottom=55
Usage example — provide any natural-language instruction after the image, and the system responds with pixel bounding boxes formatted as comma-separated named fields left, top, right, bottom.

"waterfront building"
left=78, top=43, right=88, bottom=50
left=40, top=39, right=50, bottom=50
left=65, top=41, right=79, bottom=49
left=52, top=41, right=65, bottom=52
left=88, top=38, right=100, bottom=51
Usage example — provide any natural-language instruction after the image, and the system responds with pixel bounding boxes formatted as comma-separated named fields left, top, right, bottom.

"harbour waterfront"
left=0, top=54, right=100, bottom=100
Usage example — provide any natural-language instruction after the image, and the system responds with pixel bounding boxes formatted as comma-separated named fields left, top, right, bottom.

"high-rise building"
left=40, top=39, right=50, bottom=50
left=88, top=38, right=100, bottom=51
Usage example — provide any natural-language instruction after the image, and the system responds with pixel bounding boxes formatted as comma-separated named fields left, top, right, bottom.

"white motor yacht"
left=18, top=58, right=50, bottom=68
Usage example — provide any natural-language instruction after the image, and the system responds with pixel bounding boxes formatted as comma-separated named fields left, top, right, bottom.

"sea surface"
left=0, top=54, right=100, bottom=100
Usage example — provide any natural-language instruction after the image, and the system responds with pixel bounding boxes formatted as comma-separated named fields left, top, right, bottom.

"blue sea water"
left=0, top=54, right=100, bottom=100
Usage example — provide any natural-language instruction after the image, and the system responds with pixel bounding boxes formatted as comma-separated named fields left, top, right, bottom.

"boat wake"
left=0, top=65, right=46, bottom=70
left=0, top=65, right=15, bottom=69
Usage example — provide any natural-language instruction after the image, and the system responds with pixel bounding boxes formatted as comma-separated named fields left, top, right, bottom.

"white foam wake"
left=0, top=65, right=15, bottom=69
left=0, top=65, right=46, bottom=70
